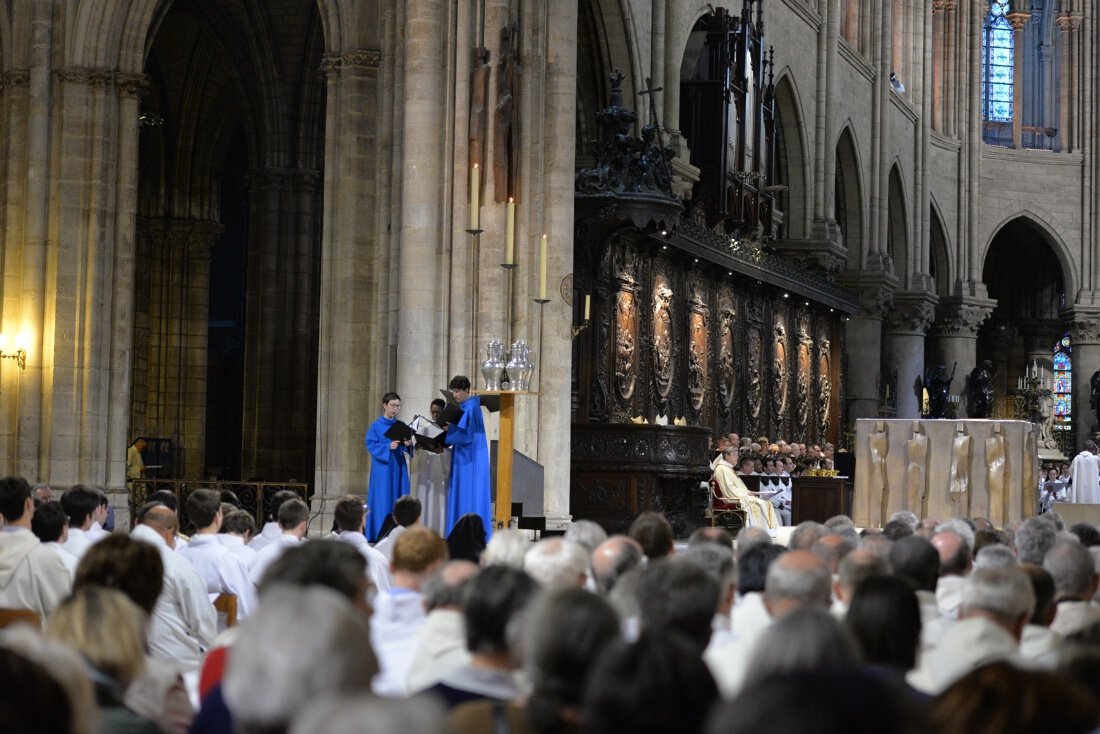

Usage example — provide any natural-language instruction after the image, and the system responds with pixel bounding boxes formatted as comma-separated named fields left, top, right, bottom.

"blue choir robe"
left=445, top=396, right=492, bottom=537
left=366, top=415, right=412, bottom=541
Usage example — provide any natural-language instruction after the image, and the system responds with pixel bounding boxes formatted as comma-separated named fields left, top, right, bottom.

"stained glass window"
left=1054, top=334, right=1071, bottom=429
left=981, top=1, right=1013, bottom=122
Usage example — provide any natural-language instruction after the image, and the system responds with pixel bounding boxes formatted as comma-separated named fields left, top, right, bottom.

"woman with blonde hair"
left=46, top=586, right=159, bottom=733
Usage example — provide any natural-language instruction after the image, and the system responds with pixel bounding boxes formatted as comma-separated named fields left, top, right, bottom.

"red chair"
left=707, top=478, right=748, bottom=529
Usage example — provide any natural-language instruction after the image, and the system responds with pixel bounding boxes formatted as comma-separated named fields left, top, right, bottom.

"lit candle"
left=539, top=234, right=548, bottom=300
left=469, top=163, right=480, bottom=231
left=505, top=198, right=515, bottom=264
left=584, top=294, right=591, bottom=321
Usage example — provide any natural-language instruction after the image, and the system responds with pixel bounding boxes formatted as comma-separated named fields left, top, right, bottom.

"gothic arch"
left=982, top=211, right=1077, bottom=301
left=578, top=0, right=641, bottom=160
left=887, top=161, right=910, bottom=284
left=773, top=70, right=811, bottom=239
left=928, top=198, right=953, bottom=297
left=835, top=124, right=865, bottom=270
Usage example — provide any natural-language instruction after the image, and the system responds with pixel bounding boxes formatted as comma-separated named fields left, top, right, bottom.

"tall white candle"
left=505, top=198, right=515, bottom=264
left=539, top=234, right=548, bottom=300
left=469, top=164, right=480, bottom=231
left=584, top=294, right=591, bottom=321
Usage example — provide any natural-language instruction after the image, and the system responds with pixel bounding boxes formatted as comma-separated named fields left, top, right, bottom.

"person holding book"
left=366, top=392, right=413, bottom=541
left=413, top=398, right=450, bottom=534
left=441, top=376, right=491, bottom=538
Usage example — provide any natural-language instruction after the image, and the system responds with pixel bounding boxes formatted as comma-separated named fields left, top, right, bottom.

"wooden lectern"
left=476, top=390, right=536, bottom=529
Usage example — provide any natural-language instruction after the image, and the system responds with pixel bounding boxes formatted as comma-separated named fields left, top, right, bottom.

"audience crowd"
left=5, top=474, right=1100, bottom=733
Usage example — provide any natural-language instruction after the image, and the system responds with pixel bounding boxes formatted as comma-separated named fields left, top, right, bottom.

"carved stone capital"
left=320, top=54, right=343, bottom=77
left=1065, top=311, right=1100, bottom=346
left=835, top=269, right=900, bottom=320
left=930, top=297, right=996, bottom=339
left=932, top=0, right=948, bottom=13
left=88, top=70, right=114, bottom=88
left=1057, top=13, right=1082, bottom=33
left=942, top=0, right=957, bottom=11
left=884, top=293, right=938, bottom=336
left=245, top=168, right=289, bottom=191
left=0, top=68, right=29, bottom=92
left=55, top=67, right=93, bottom=85
left=342, top=49, right=382, bottom=69
left=1006, top=11, right=1032, bottom=32
left=114, top=73, right=149, bottom=99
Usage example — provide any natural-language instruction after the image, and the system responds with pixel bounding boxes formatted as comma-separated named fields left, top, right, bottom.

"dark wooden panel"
left=791, top=476, right=852, bottom=524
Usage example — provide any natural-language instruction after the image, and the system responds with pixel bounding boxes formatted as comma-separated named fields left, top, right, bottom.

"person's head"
left=635, top=558, right=721, bottom=654
left=31, top=501, right=68, bottom=544
left=132, top=437, right=147, bottom=452
left=932, top=530, right=972, bottom=577
left=735, top=527, right=772, bottom=558
left=628, top=512, right=674, bottom=560
left=583, top=632, right=718, bottom=734
left=446, top=513, right=487, bottom=562
left=688, top=526, right=734, bottom=551
left=46, top=586, right=147, bottom=689
left=222, top=510, right=257, bottom=541
left=789, top=521, right=828, bottom=550
left=74, top=534, right=164, bottom=615
left=464, top=565, right=538, bottom=659
left=480, top=528, right=531, bottom=569
left=764, top=549, right=831, bottom=619
left=936, top=518, right=976, bottom=549
left=60, top=485, right=101, bottom=530
left=961, top=568, right=1035, bottom=640
left=264, top=489, right=300, bottom=523
left=930, top=662, right=1099, bottom=734
left=590, top=535, right=644, bottom=595
left=333, top=495, right=365, bottom=533
left=889, top=535, right=940, bottom=593
left=146, top=489, right=179, bottom=512
left=974, top=544, right=1019, bottom=571
left=1048, top=467, right=1060, bottom=481
left=1061, top=463, right=1072, bottom=476
left=564, top=519, right=608, bottom=553
left=1014, top=516, right=1058, bottom=565
left=0, top=647, right=78, bottom=734
left=421, top=560, right=479, bottom=612
left=739, top=456, right=755, bottom=474
left=524, top=538, right=589, bottom=589
left=881, top=520, right=913, bottom=541
left=392, top=526, right=448, bottom=587
left=747, top=606, right=861, bottom=681
left=680, top=542, right=737, bottom=616
left=224, top=585, right=377, bottom=734
left=140, top=504, right=179, bottom=548
left=887, top=510, right=919, bottom=532
left=1070, top=523, right=1100, bottom=548
left=186, top=488, right=223, bottom=532
left=429, top=398, right=446, bottom=423
left=523, top=588, right=621, bottom=734
left=844, top=575, right=920, bottom=672
left=972, top=527, right=1009, bottom=557
left=391, top=495, right=422, bottom=528
left=448, top=375, right=472, bottom=402
left=258, top=541, right=371, bottom=614
left=811, top=534, right=856, bottom=574
left=31, top=483, right=52, bottom=505
left=219, top=489, right=241, bottom=508
left=1044, top=539, right=1099, bottom=602
left=1020, top=563, right=1057, bottom=627
left=277, top=498, right=309, bottom=536
left=380, top=392, right=401, bottom=419
left=739, top=543, right=787, bottom=595
left=835, top=548, right=891, bottom=605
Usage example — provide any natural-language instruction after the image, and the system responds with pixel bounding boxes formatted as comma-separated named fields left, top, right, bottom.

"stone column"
left=1057, top=13, right=1080, bottom=152
left=932, top=1, right=946, bottom=132
left=1006, top=9, right=1031, bottom=149
left=944, top=0, right=958, bottom=137
left=836, top=272, right=897, bottom=425
left=1066, top=312, right=1100, bottom=448
left=927, top=296, right=996, bottom=417
left=883, top=293, right=937, bottom=418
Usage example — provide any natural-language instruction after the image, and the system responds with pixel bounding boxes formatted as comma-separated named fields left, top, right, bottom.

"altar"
left=853, top=419, right=1037, bottom=528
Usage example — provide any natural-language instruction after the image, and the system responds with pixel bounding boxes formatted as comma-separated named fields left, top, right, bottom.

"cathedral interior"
left=0, top=0, right=1094, bottom=529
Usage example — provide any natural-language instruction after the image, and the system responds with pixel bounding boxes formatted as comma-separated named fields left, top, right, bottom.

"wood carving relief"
left=796, top=315, right=811, bottom=439
left=746, top=326, right=763, bottom=434
left=772, top=320, right=789, bottom=432
left=717, top=297, right=736, bottom=413
left=688, top=280, right=708, bottom=413
left=613, top=242, right=640, bottom=405
left=818, top=339, right=832, bottom=440
left=652, top=274, right=674, bottom=404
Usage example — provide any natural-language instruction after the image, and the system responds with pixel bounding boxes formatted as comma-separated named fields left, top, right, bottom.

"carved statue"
left=468, top=47, right=491, bottom=171
left=718, top=307, right=736, bottom=409
left=493, top=26, right=521, bottom=201
left=1037, top=391, right=1057, bottom=449
left=1090, top=370, right=1100, bottom=425
left=614, top=324, right=635, bottom=399
left=969, top=359, right=995, bottom=418
left=652, top=281, right=674, bottom=399
left=922, top=363, right=956, bottom=419
left=747, top=330, right=762, bottom=420
left=773, top=323, right=788, bottom=418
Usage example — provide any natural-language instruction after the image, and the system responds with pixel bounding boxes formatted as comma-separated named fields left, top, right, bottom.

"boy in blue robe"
left=365, top=392, right=412, bottom=541
left=443, top=375, right=492, bottom=537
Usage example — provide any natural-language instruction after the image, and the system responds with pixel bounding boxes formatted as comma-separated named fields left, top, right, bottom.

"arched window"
left=981, top=1, right=1013, bottom=122
left=1053, top=334, right=1071, bottom=430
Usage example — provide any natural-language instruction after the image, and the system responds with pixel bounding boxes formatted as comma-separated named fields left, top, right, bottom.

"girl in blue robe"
left=365, top=392, right=412, bottom=541
left=444, top=376, right=492, bottom=537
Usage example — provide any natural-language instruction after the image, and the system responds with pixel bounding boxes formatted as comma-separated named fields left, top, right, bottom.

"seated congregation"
left=4, top=474, right=1100, bottom=733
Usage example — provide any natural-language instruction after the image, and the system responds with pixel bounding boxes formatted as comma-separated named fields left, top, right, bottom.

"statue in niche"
left=1090, top=370, right=1100, bottom=426
left=818, top=345, right=832, bottom=439
left=614, top=290, right=636, bottom=401
left=747, top=330, right=762, bottom=419
left=773, top=323, right=789, bottom=417
left=689, top=340, right=704, bottom=409
left=493, top=26, right=521, bottom=201
left=718, top=306, right=736, bottom=409
left=653, top=281, right=674, bottom=398
left=922, top=363, right=956, bottom=419
left=968, top=360, right=995, bottom=418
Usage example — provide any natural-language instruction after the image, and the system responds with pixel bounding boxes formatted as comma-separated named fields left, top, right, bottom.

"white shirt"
left=86, top=521, right=110, bottom=543
left=247, top=522, right=283, bottom=553
left=371, top=588, right=428, bottom=697
left=130, top=524, right=217, bottom=670
left=405, top=608, right=471, bottom=693
left=61, top=526, right=94, bottom=560
left=0, top=527, right=72, bottom=617
left=217, top=534, right=258, bottom=568
left=335, top=531, right=393, bottom=592
left=248, top=533, right=301, bottom=586
left=42, top=541, right=80, bottom=578
left=1050, top=600, right=1100, bottom=637
left=1070, top=451, right=1100, bottom=504
left=373, top=525, right=408, bottom=564
left=176, top=534, right=257, bottom=619
left=907, top=616, right=1024, bottom=694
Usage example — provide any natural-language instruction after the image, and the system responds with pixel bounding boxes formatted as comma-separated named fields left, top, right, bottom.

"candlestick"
left=538, top=234, right=548, bottom=302
left=584, top=294, right=591, bottom=321
left=504, top=198, right=515, bottom=265
left=467, top=163, right=481, bottom=234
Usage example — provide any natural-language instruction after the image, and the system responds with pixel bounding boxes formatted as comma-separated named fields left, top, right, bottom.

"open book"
left=409, top=415, right=447, bottom=453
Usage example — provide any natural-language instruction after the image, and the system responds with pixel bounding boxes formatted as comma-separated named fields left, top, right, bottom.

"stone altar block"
left=854, top=419, right=1037, bottom=528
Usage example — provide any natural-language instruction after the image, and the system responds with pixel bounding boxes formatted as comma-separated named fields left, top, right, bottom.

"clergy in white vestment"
left=713, top=448, right=779, bottom=530
left=60, top=485, right=105, bottom=561
left=0, top=478, right=72, bottom=617
left=247, top=489, right=301, bottom=553
left=371, top=526, right=448, bottom=697
left=1069, top=441, right=1100, bottom=504
left=411, top=404, right=450, bottom=535
left=30, top=501, right=80, bottom=577
left=217, top=510, right=259, bottom=568
left=131, top=505, right=217, bottom=670
left=405, top=559, right=478, bottom=693
left=248, top=498, right=309, bottom=586
left=176, top=489, right=258, bottom=619
left=330, top=495, right=392, bottom=592
left=374, top=495, right=422, bottom=566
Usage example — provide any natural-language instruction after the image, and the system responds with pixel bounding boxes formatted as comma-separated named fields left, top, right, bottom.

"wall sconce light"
left=0, top=334, right=27, bottom=370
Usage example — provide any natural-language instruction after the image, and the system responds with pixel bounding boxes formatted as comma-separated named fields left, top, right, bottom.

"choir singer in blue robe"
left=365, top=392, right=412, bottom=541
left=443, top=375, right=492, bottom=537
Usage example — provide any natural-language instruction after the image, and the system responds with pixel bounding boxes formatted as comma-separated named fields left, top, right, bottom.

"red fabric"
left=199, top=646, right=229, bottom=701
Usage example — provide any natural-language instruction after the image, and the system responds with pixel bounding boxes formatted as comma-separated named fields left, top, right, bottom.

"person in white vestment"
left=405, top=559, right=478, bottom=693
left=374, top=495, right=422, bottom=564
left=86, top=493, right=111, bottom=542
left=371, top=527, right=447, bottom=696
left=60, top=484, right=103, bottom=561
left=713, top=449, right=779, bottom=530
left=412, top=399, right=451, bottom=535
left=31, top=501, right=79, bottom=577
left=331, top=495, right=392, bottom=592
left=130, top=504, right=217, bottom=670
left=176, top=489, right=257, bottom=619
left=0, top=477, right=71, bottom=617
left=247, top=489, right=300, bottom=553
left=1044, top=539, right=1100, bottom=637
left=1070, top=441, right=1100, bottom=504
left=217, top=510, right=258, bottom=568
left=248, top=498, right=309, bottom=586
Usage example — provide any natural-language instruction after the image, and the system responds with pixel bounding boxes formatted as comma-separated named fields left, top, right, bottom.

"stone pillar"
left=927, top=296, right=996, bottom=417
left=1057, top=13, right=1080, bottom=152
left=1019, top=319, right=1062, bottom=380
left=1066, top=312, right=1100, bottom=449
left=836, top=272, right=897, bottom=426
left=1006, top=9, right=1031, bottom=149
left=883, top=293, right=937, bottom=418
left=932, top=1, right=946, bottom=132
left=944, top=0, right=958, bottom=137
